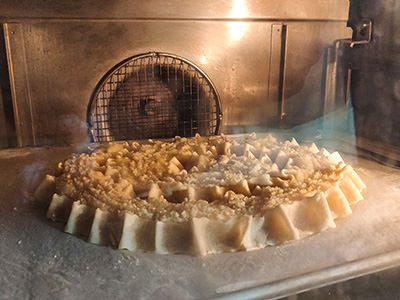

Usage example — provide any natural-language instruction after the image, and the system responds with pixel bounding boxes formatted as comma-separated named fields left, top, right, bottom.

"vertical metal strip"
left=324, top=40, right=351, bottom=114
left=323, top=45, right=337, bottom=115
left=279, top=25, right=288, bottom=121
left=268, top=24, right=288, bottom=126
left=4, top=23, right=35, bottom=146
left=345, top=68, right=352, bottom=107
left=3, top=23, right=22, bottom=147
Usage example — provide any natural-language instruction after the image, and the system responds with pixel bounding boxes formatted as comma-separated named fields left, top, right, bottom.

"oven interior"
left=0, top=0, right=399, bottom=299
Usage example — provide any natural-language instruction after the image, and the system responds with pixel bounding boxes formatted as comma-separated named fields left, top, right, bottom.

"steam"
left=23, top=160, right=48, bottom=201
left=280, top=100, right=357, bottom=155
left=229, top=100, right=357, bottom=163
left=60, top=113, right=93, bottom=153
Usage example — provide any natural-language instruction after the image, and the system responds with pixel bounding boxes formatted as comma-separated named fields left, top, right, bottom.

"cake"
left=34, top=133, right=366, bottom=255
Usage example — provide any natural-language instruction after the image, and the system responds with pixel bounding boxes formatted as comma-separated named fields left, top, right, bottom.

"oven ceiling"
left=0, top=0, right=349, bottom=21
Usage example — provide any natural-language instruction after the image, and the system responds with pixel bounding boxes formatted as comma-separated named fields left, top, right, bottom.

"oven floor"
left=0, top=145, right=399, bottom=300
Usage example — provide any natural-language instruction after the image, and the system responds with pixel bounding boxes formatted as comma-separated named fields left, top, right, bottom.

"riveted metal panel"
left=5, top=21, right=275, bottom=145
left=3, top=0, right=351, bottom=146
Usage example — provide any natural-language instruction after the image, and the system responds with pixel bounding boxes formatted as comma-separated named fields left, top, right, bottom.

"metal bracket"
left=348, top=19, right=372, bottom=48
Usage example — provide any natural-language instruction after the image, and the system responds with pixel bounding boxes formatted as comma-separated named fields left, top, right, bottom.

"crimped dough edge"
left=35, top=135, right=366, bottom=256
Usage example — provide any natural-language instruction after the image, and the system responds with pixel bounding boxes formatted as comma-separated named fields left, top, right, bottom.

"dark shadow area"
left=0, top=24, right=16, bottom=148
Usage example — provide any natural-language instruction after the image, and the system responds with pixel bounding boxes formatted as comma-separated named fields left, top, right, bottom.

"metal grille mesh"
left=88, top=53, right=221, bottom=142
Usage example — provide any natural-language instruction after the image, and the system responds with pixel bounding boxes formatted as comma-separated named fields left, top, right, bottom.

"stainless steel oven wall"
left=0, top=0, right=351, bottom=146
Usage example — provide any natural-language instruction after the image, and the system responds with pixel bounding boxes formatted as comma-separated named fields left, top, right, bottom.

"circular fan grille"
left=88, top=52, right=222, bottom=142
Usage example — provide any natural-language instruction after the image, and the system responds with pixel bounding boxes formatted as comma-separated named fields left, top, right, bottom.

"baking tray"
left=0, top=143, right=399, bottom=300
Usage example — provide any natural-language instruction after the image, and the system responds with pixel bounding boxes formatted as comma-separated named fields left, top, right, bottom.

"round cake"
left=35, top=133, right=366, bottom=255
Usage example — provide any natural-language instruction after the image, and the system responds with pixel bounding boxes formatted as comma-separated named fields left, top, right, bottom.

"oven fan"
left=87, top=52, right=222, bottom=142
